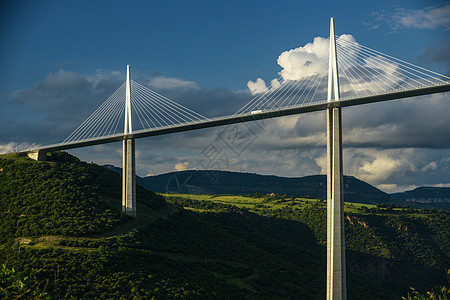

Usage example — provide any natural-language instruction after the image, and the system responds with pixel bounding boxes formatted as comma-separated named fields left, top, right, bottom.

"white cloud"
left=393, top=4, right=450, bottom=30
left=0, top=142, right=19, bottom=154
left=345, top=148, right=414, bottom=184
left=433, top=183, right=450, bottom=188
left=309, top=147, right=450, bottom=193
left=247, top=33, right=406, bottom=98
left=376, top=183, right=418, bottom=194
left=247, top=78, right=267, bottom=95
left=315, top=149, right=398, bottom=180
left=358, top=153, right=407, bottom=182
left=0, top=142, right=41, bottom=154
left=277, top=36, right=329, bottom=81
left=86, top=70, right=123, bottom=90
left=271, top=78, right=281, bottom=90
left=148, top=76, right=198, bottom=90
left=421, top=161, right=437, bottom=172
left=315, top=155, right=327, bottom=175
left=247, top=77, right=282, bottom=96
left=175, top=161, right=190, bottom=171
left=341, top=148, right=450, bottom=190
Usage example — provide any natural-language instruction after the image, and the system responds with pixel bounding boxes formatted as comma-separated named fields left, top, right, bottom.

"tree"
left=0, top=264, right=49, bottom=299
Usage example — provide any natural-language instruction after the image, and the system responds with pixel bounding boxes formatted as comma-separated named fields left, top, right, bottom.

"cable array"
left=235, top=36, right=450, bottom=115
left=63, top=80, right=208, bottom=144
left=131, top=80, right=208, bottom=131
left=336, top=37, right=450, bottom=99
left=63, top=83, right=126, bottom=144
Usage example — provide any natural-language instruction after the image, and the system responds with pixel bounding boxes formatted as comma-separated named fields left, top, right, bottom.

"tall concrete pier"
left=122, top=138, right=136, bottom=216
left=122, top=65, right=136, bottom=217
left=326, top=18, right=347, bottom=300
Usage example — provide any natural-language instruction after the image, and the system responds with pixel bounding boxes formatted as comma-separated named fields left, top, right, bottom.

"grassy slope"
left=0, top=153, right=448, bottom=299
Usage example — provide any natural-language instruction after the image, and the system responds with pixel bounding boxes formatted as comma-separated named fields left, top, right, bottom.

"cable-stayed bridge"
left=30, top=34, right=450, bottom=153
left=22, top=19, right=450, bottom=300
left=33, top=35, right=450, bottom=151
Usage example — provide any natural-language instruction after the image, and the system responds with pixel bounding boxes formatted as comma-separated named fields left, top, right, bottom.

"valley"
left=0, top=152, right=449, bottom=299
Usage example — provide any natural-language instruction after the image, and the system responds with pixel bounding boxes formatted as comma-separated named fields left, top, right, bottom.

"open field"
left=161, top=193, right=402, bottom=215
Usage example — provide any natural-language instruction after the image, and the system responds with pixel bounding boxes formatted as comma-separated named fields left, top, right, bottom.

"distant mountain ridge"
left=139, top=169, right=395, bottom=205
left=391, top=187, right=450, bottom=211
left=104, top=166, right=448, bottom=209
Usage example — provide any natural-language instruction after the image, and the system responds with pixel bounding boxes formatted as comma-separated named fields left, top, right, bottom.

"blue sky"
left=1, top=0, right=448, bottom=93
left=1, top=0, right=449, bottom=193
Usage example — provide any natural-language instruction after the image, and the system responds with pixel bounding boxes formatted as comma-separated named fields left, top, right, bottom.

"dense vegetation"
left=165, top=195, right=450, bottom=299
left=0, top=264, right=49, bottom=299
left=0, top=152, right=165, bottom=243
left=0, top=152, right=448, bottom=299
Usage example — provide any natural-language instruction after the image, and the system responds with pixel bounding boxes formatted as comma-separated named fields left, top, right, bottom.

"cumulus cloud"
left=247, top=78, right=282, bottom=96
left=277, top=36, right=330, bottom=81
left=246, top=33, right=408, bottom=99
left=247, top=78, right=267, bottom=95
left=271, top=78, right=281, bottom=90
left=358, top=150, right=411, bottom=182
left=246, top=36, right=331, bottom=97
left=313, top=147, right=450, bottom=193
left=393, top=4, right=450, bottom=30
left=344, top=148, right=450, bottom=192
left=276, top=34, right=355, bottom=81
left=346, top=55, right=402, bottom=95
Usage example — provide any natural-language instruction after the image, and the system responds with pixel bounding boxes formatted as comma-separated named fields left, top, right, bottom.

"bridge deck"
left=29, top=83, right=450, bottom=153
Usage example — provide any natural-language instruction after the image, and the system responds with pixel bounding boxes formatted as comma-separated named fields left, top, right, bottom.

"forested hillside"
left=0, top=152, right=448, bottom=299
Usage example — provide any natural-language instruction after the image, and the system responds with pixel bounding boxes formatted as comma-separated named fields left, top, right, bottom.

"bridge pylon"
left=326, top=17, right=346, bottom=300
left=122, top=65, right=136, bottom=217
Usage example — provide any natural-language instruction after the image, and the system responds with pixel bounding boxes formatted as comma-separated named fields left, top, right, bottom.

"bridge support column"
left=121, top=65, right=136, bottom=217
left=122, top=138, right=136, bottom=217
left=326, top=107, right=346, bottom=300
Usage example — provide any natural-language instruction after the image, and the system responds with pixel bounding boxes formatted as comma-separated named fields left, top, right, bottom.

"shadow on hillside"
left=133, top=207, right=446, bottom=299
left=133, top=208, right=327, bottom=298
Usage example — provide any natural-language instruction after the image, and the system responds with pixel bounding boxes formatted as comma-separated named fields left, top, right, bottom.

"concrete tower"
left=326, top=17, right=347, bottom=300
left=122, top=65, right=136, bottom=217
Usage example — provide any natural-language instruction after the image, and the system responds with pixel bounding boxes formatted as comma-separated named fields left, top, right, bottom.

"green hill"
left=0, top=152, right=449, bottom=299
